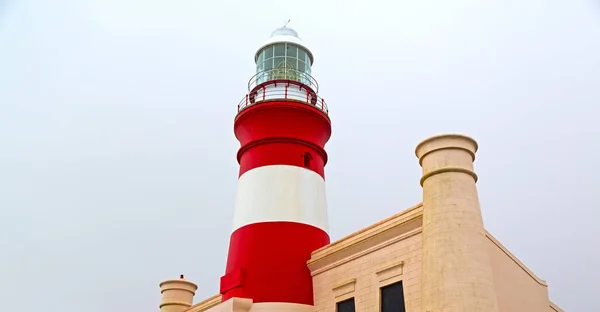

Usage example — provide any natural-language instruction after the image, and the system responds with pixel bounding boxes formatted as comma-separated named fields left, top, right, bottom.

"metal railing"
left=248, top=68, right=319, bottom=93
left=238, top=84, right=328, bottom=115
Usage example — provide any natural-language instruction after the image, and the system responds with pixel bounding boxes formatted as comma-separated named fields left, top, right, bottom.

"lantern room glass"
left=256, top=43, right=312, bottom=86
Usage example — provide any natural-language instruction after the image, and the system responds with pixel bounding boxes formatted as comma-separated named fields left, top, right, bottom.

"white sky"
left=1, top=0, right=599, bottom=311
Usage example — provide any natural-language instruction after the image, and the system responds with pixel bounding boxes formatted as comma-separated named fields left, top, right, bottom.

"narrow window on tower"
left=380, top=281, right=406, bottom=312
left=302, top=152, right=313, bottom=168
left=336, top=298, right=355, bottom=312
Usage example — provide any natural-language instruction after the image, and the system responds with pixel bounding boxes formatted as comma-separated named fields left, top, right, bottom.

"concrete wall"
left=308, top=204, right=423, bottom=312
left=485, top=232, right=558, bottom=312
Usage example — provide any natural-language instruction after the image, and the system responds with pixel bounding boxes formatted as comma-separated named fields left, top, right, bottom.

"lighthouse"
left=219, top=26, right=331, bottom=311
left=155, top=24, right=566, bottom=312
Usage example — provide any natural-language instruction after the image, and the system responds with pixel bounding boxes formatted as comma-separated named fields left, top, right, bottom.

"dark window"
left=380, top=281, right=406, bottom=312
left=302, top=152, right=313, bottom=168
left=336, top=298, right=355, bottom=312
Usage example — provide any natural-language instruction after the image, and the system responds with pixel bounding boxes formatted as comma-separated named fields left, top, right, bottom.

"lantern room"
left=255, top=27, right=314, bottom=80
left=238, top=26, right=328, bottom=115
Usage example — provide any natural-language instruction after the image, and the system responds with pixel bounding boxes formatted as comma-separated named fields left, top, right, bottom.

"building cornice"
left=185, top=294, right=222, bottom=312
left=484, top=230, right=548, bottom=287
left=308, top=203, right=423, bottom=274
left=549, top=301, right=564, bottom=312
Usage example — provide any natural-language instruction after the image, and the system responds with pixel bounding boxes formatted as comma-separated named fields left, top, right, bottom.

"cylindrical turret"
left=221, top=26, right=331, bottom=311
left=416, top=134, right=499, bottom=312
left=159, top=275, right=198, bottom=312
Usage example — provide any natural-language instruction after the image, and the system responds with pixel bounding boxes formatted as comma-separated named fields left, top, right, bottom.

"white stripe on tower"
left=232, top=164, right=328, bottom=232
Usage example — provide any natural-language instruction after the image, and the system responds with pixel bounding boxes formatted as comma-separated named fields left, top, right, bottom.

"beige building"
left=158, top=134, right=564, bottom=312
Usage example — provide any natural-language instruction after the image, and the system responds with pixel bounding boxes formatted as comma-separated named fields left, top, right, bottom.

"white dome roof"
left=254, top=26, right=314, bottom=65
left=271, top=27, right=299, bottom=38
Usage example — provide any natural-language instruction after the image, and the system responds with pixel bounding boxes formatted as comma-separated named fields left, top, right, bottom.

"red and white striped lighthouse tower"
left=219, top=26, right=331, bottom=311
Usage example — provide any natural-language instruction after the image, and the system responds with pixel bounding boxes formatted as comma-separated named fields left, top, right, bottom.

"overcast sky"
left=1, top=0, right=599, bottom=311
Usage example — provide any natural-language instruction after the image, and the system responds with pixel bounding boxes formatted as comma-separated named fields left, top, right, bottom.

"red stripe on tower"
left=220, top=26, right=332, bottom=309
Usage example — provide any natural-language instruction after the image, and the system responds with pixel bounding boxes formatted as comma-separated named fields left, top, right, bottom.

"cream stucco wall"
left=304, top=204, right=564, bottom=312
left=308, top=204, right=423, bottom=312
left=485, top=232, right=561, bottom=312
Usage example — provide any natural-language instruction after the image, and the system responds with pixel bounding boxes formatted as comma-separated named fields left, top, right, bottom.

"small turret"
left=416, top=134, right=500, bottom=312
left=159, top=275, right=198, bottom=312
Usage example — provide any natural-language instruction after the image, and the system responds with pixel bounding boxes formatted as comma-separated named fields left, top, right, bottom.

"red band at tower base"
left=220, top=221, right=330, bottom=304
